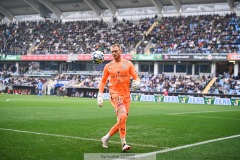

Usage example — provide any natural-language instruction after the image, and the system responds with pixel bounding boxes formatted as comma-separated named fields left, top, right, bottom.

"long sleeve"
left=129, top=62, right=140, bottom=81
left=98, top=64, right=109, bottom=93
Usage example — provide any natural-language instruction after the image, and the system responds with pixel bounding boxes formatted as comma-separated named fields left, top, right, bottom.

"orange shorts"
left=109, top=92, right=130, bottom=114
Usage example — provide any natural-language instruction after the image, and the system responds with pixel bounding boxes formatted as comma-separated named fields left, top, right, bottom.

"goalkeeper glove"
left=131, top=80, right=140, bottom=91
left=97, top=92, right=103, bottom=107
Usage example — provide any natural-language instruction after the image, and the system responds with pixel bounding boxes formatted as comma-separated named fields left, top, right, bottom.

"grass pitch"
left=0, top=94, right=240, bottom=160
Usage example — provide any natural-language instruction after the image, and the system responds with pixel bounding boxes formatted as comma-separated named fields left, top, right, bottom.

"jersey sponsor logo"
left=111, top=74, right=127, bottom=78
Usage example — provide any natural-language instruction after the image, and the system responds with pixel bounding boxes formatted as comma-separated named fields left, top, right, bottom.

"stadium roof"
left=0, top=0, right=239, bottom=21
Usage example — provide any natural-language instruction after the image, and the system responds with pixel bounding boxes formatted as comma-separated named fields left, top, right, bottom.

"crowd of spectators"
left=0, top=72, right=211, bottom=95
left=0, top=18, right=152, bottom=55
left=0, top=71, right=47, bottom=94
left=32, top=73, right=210, bottom=94
left=209, top=72, right=240, bottom=95
left=148, top=13, right=240, bottom=54
left=1, top=71, right=240, bottom=96
left=1, top=13, right=240, bottom=97
left=137, top=73, right=209, bottom=93
left=0, top=21, right=33, bottom=55
left=2, top=13, right=239, bottom=55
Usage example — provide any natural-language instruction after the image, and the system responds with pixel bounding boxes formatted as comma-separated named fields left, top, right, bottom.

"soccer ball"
left=91, top=51, right=104, bottom=64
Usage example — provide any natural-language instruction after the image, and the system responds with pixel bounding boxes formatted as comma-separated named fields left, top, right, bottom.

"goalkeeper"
left=97, top=44, right=140, bottom=151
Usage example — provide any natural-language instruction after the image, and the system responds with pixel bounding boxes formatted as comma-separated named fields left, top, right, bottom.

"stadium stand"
left=0, top=0, right=240, bottom=97
left=143, top=13, right=240, bottom=54
left=1, top=14, right=239, bottom=55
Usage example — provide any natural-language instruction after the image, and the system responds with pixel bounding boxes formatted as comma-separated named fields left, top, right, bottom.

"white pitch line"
left=6, top=99, right=16, bottom=102
left=167, top=110, right=240, bottom=115
left=133, top=134, right=240, bottom=159
left=0, top=128, right=159, bottom=148
left=183, top=115, right=240, bottom=121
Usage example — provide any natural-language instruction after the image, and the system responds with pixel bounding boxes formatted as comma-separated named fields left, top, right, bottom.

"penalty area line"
left=133, top=134, right=240, bottom=159
left=6, top=99, right=16, bottom=102
left=0, top=127, right=159, bottom=148
left=167, top=110, right=240, bottom=115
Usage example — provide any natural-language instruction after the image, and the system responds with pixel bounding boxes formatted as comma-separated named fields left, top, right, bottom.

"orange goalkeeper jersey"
left=99, top=59, right=139, bottom=98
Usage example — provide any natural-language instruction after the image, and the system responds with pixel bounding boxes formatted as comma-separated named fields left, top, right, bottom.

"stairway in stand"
left=202, top=77, right=217, bottom=94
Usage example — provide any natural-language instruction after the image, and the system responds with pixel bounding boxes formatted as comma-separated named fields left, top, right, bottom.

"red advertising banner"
left=227, top=53, right=240, bottom=60
left=21, top=54, right=68, bottom=61
left=77, top=54, right=92, bottom=60
left=21, top=54, right=132, bottom=61
left=104, top=54, right=132, bottom=60
left=78, top=54, right=132, bottom=61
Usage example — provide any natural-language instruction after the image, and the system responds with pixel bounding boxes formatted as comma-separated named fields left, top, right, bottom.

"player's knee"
left=119, top=112, right=127, bottom=123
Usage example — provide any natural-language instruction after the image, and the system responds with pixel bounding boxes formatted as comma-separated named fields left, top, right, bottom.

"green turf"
left=0, top=94, right=240, bottom=160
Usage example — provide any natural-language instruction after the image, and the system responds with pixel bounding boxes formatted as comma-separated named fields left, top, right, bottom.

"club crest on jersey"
left=122, top=65, right=126, bottom=69
left=117, top=71, right=120, bottom=74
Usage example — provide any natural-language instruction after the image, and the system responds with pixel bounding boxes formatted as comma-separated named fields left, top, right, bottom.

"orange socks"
left=108, top=112, right=128, bottom=139
left=109, top=123, right=119, bottom=137
left=119, top=112, right=127, bottom=138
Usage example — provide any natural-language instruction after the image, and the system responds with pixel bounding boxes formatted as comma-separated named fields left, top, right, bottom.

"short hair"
left=111, top=44, right=122, bottom=50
